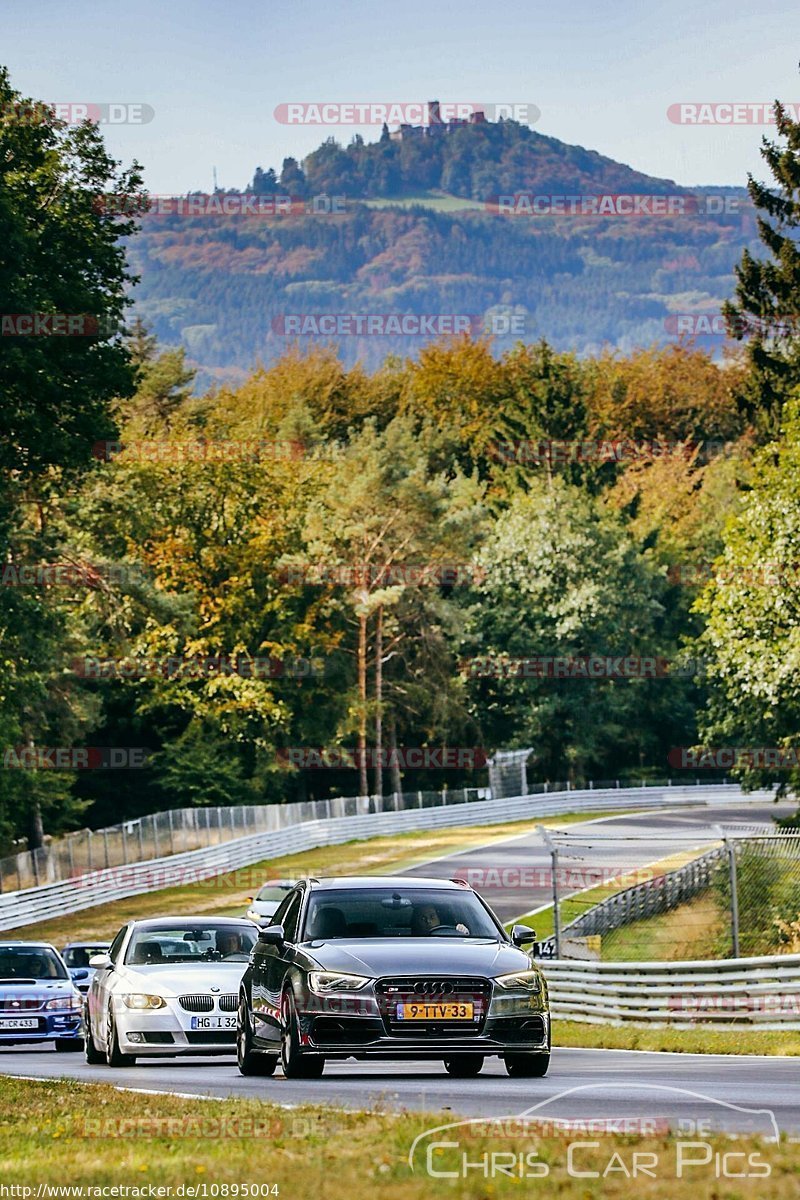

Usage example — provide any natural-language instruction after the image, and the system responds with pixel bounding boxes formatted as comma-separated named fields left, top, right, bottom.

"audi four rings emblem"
left=413, top=980, right=454, bottom=994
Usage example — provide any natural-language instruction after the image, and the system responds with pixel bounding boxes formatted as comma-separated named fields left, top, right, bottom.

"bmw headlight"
left=307, top=972, right=371, bottom=994
left=494, top=971, right=542, bottom=993
left=44, top=995, right=82, bottom=1011
left=121, top=993, right=166, bottom=1010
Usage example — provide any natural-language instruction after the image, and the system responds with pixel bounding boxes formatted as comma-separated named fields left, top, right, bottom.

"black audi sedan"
left=236, top=875, right=549, bottom=1079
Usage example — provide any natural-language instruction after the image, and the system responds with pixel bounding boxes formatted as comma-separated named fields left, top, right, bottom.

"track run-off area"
left=1, top=798, right=798, bottom=1135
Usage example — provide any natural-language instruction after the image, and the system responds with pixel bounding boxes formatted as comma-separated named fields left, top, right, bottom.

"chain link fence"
left=0, top=771, right=731, bottom=895
left=535, top=828, right=800, bottom=962
left=0, top=787, right=493, bottom=894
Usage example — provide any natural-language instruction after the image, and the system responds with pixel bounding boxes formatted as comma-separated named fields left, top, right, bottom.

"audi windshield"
left=301, top=888, right=503, bottom=940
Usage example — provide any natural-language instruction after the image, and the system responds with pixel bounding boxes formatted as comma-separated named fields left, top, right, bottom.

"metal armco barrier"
left=536, top=846, right=726, bottom=956
left=0, top=784, right=771, bottom=933
left=544, top=952, right=800, bottom=1030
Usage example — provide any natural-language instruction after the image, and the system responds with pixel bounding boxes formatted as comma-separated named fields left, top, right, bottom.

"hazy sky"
left=3, top=0, right=799, bottom=193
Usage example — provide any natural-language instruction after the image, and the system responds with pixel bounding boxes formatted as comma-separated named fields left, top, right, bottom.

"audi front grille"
left=375, top=976, right=491, bottom=1037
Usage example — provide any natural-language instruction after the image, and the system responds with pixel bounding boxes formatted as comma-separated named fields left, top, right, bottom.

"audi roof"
left=304, top=876, right=470, bottom=890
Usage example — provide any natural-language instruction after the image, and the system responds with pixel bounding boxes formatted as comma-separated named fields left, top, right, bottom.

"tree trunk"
left=388, top=710, right=402, bottom=798
left=27, top=739, right=45, bottom=850
left=373, top=604, right=383, bottom=801
left=357, top=610, right=369, bottom=798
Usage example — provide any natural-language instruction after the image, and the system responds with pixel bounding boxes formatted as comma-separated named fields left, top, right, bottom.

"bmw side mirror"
left=71, top=968, right=89, bottom=981
left=89, top=953, right=111, bottom=969
left=258, top=924, right=285, bottom=945
left=511, top=924, right=536, bottom=947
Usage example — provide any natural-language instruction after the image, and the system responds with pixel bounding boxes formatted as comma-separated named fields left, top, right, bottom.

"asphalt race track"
left=402, top=799, right=797, bottom=924
left=1, top=799, right=798, bottom=1135
left=0, top=1045, right=797, bottom=1136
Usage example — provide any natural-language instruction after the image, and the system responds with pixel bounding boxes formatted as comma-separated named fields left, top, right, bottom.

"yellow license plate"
left=396, top=1002, right=474, bottom=1020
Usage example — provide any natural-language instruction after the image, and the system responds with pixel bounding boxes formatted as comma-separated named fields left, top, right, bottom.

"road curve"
left=0, top=1043, right=797, bottom=1135
left=1, top=799, right=797, bottom=1134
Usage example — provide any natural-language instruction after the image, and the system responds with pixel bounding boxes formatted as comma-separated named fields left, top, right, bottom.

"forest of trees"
left=3, top=70, right=800, bottom=852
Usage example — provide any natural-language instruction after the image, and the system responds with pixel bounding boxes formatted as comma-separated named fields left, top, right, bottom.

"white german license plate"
left=1, top=1018, right=39, bottom=1030
left=190, top=1015, right=236, bottom=1030
left=396, top=1002, right=474, bottom=1020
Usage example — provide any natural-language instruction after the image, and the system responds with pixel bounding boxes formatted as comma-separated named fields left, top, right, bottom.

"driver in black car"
left=411, top=903, right=469, bottom=936
left=412, top=903, right=442, bottom=934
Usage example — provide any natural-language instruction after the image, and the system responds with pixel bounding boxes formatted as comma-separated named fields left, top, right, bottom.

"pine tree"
left=723, top=97, right=800, bottom=431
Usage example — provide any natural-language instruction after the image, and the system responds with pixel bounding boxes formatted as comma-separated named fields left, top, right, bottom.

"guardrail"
left=537, top=846, right=727, bottom=956
left=0, top=783, right=771, bottom=933
left=544, top=952, right=800, bottom=1029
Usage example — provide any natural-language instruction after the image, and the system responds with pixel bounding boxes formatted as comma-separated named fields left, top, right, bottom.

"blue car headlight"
left=44, top=995, right=82, bottom=1012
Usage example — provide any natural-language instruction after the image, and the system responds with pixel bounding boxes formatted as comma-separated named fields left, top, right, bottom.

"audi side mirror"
left=511, top=924, right=536, bottom=947
left=70, top=968, right=89, bottom=981
left=258, top=924, right=285, bottom=945
left=89, top=953, right=112, bottom=969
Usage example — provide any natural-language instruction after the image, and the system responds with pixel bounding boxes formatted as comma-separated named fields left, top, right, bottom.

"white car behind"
left=85, top=917, right=257, bottom=1065
left=245, top=880, right=296, bottom=927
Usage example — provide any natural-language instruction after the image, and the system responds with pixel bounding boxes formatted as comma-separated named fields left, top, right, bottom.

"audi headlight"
left=494, top=971, right=542, bottom=993
left=44, top=996, right=82, bottom=1011
left=307, top=972, right=371, bottom=994
left=121, top=993, right=166, bottom=1010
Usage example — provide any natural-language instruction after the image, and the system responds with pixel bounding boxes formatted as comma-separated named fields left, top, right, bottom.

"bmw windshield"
left=124, top=923, right=256, bottom=965
left=302, top=889, right=503, bottom=940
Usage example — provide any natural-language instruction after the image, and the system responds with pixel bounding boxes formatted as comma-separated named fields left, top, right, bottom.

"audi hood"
left=299, top=937, right=534, bottom=978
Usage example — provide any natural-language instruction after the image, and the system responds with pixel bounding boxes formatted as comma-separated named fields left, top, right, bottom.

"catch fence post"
left=538, top=826, right=560, bottom=958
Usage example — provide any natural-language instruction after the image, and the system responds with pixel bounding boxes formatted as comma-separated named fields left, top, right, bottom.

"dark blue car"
left=0, top=941, right=84, bottom=1051
left=62, top=942, right=111, bottom=995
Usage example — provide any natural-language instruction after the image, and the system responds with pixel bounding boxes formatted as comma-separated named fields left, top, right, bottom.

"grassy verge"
left=8, top=810, right=623, bottom=944
left=554, top=1020, right=800, bottom=1056
left=600, top=892, right=727, bottom=961
left=0, top=1076, right=796, bottom=1196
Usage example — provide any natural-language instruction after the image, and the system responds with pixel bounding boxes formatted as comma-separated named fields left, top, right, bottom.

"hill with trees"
left=126, top=120, right=756, bottom=387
